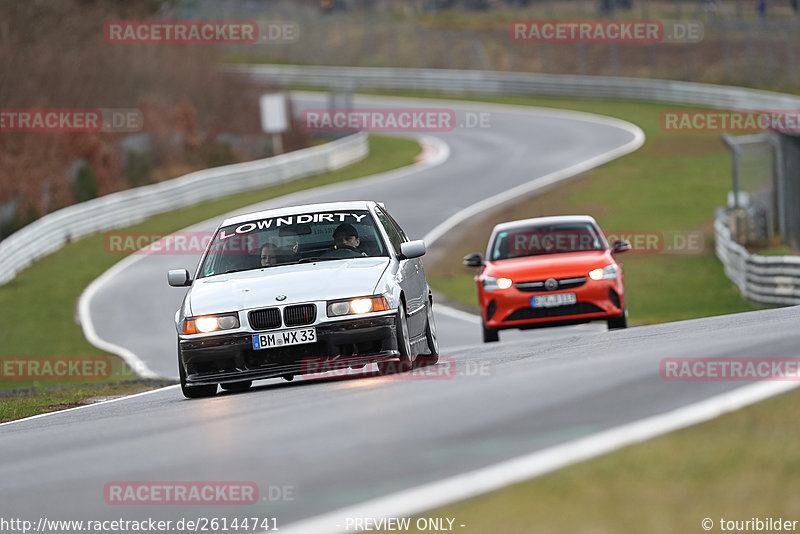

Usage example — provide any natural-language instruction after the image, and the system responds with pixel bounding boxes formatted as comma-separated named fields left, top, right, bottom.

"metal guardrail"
left=230, top=65, right=800, bottom=110
left=235, top=64, right=800, bottom=305
left=715, top=209, right=800, bottom=305
left=4, top=65, right=798, bottom=301
left=0, top=132, right=368, bottom=286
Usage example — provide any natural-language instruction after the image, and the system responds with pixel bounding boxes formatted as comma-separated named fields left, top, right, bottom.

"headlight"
left=350, top=298, right=373, bottom=314
left=195, top=317, right=218, bottom=333
left=589, top=264, right=619, bottom=281
left=183, top=313, right=240, bottom=335
left=482, top=276, right=513, bottom=292
left=327, top=296, right=390, bottom=317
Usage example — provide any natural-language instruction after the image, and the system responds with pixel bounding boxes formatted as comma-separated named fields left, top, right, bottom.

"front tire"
left=179, top=350, right=217, bottom=399
left=378, top=305, right=413, bottom=375
left=416, top=300, right=439, bottom=367
left=607, top=306, right=628, bottom=330
left=482, top=320, right=499, bottom=343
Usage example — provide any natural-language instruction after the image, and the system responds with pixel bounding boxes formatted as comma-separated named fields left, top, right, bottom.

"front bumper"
left=480, top=278, right=625, bottom=330
left=179, top=315, right=399, bottom=385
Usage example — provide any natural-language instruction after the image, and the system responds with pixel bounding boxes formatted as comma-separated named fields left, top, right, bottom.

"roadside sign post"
left=260, top=93, right=289, bottom=155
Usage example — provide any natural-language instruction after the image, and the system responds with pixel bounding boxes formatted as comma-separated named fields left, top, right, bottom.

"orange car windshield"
left=490, top=223, right=605, bottom=260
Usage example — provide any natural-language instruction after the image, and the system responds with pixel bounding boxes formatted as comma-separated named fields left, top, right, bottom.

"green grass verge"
left=749, top=243, right=796, bottom=257
left=0, top=135, right=420, bottom=417
left=0, top=381, right=174, bottom=423
left=332, top=91, right=784, bottom=534
left=392, top=387, right=800, bottom=534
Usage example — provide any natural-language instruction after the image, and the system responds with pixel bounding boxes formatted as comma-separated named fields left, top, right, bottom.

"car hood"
left=485, top=250, right=615, bottom=280
left=188, top=258, right=390, bottom=315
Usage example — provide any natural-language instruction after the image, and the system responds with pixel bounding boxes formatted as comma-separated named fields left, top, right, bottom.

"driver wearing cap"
left=321, top=223, right=367, bottom=258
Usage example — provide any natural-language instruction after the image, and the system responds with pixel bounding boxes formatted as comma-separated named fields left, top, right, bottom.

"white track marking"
left=418, top=103, right=645, bottom=246
left=280, top=380, right=799, bottom=534
left=262, top=97, right=800, bottom=534
left=12, top=132, right=450, bottom=426
left=0, top=385, right=179, bottom=428
left=78, top=95, right=643, bottom=378
left=397, top=97, right=646, bottom=325
left=434, top=304, right=481, bottom=324
left=7, top=96, right=784, bottom=534
left=79, top=259, right=161, bottom=378
left=43, top=97, right=637, bottom=425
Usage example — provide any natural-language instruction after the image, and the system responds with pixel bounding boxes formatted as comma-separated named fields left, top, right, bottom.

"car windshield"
left=490, top=222, right=606, bottom=260
left=198, top=209, right=387, bottom=278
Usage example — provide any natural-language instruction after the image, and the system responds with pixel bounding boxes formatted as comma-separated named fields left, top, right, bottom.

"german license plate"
left=531, top=293, right=577, bottom=308
left=252, top=328, right=316, bottom=350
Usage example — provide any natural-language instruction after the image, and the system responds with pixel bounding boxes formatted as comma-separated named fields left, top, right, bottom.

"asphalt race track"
left=81, top=93, right=643, bottom=377
left=3, top=94, right=797, bottom=531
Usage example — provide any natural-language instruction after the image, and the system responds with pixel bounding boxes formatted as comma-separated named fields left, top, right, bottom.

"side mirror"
left=167, top=269, right=192, bottom=287
left=463, top=253, right=483, bottom=267
left=399, top=240, right=426, bottom=260
left=612, top=240, right=632, bottom=254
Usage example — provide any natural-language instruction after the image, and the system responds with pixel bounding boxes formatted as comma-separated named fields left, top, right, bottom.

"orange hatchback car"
left=464, top=216, right=631, bottom=342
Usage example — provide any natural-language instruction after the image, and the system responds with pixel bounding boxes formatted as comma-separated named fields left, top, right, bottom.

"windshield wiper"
left=298, top=256, right=342, bottom=263
left=223, top=268, right=254, bottom=274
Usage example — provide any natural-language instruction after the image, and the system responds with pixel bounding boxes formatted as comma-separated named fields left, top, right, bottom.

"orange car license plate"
left=531, top=293, right=576, bottom=308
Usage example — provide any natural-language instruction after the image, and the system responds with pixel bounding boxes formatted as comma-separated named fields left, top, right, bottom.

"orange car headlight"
left=589, top=264, right=619, bottom=280
left=482, top=276, right=513, bottom=292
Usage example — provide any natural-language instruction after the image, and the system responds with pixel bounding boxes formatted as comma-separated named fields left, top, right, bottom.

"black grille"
left=486, top=299, right=497, bottom=321
left=515, top=277, right=587, bottom=292
left=249, top=308, right=281, bottom=330
left=246, top=341, right=326, bottom=367
left=609, top=289, right=621, bottom=308
left=504, top=303, right=604, bottom=321
left=284, top=304, right=317, bottom=326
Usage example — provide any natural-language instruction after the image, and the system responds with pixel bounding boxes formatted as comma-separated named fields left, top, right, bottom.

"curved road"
left=82, top=94, right=642, bottom=378
left=3, top=94, right=796, bottom=532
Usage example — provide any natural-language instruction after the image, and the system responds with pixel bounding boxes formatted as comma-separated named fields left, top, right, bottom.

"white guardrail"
left=0, top=132, right=368, bottom=286
left=231, top=65, right=800, bottom=111
left=231, top=64, right=800, bottom=305
left=715, top=210, right=800, bottom=305
left=4, top=65, right=800, bottom=301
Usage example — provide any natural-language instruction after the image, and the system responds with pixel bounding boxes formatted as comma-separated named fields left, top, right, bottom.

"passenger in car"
left=260, top=241, right=302, bottom=267
left=260, top=242, right=281, bottom=267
